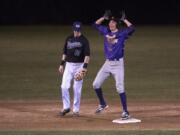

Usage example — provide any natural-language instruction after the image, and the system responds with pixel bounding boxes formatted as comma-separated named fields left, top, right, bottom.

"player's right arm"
left=93, top=17, right=108, bottom=35
left=59, top=54, right=66, bottom=74
left=95, top=17, right=105, bottom=25
left=96, top=10, right=112, bottom=25
left=93, top=10, right=110, bottom=35
left=59, top=37, right=68, bottom=74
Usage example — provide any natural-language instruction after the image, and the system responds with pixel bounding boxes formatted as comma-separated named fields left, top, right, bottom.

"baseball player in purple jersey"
left=93, top=11, right=135, bottom=119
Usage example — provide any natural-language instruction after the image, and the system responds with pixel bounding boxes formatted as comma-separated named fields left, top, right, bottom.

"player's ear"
left=116, top=22, right=120, bottom=29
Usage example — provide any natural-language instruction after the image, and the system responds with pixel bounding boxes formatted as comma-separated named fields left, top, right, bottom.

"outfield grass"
left=0, top=25, right=180, bottom=100
left=0, top=131, right=180, bottom=135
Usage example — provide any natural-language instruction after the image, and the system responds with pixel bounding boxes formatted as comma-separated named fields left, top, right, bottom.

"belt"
left=106, top=58, right=122, bottom=61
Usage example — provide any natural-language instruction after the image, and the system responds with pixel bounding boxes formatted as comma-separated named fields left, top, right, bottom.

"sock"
left=95, top=88, right=106, bottom=106
left=119, top=92, right=128, bottom=112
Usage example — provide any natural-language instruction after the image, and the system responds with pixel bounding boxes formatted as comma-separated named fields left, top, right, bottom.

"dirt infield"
left=0, top=100, right=180, bottom=131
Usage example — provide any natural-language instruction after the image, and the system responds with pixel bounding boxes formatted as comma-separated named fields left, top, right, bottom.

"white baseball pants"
left=61, top=62, right=83, bottom=113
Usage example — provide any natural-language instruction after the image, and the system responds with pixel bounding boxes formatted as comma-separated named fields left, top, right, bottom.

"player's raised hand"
left=59, top=65, right=64, bottom=74
left=103, top=10, right=112, bottom=20
left=120, top=10, right=126, bottom=22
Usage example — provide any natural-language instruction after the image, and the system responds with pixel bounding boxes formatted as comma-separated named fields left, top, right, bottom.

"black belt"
left=107, top=58, right=121, bottom=61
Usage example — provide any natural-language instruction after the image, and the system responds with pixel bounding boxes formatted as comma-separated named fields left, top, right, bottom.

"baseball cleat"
left=121, top=111, right=130, bottom=120
left=60, top=108, right=70, bottom=116
left=95, top=104, right=109, bottom=114
left=73, top=112, right=79, bottom=117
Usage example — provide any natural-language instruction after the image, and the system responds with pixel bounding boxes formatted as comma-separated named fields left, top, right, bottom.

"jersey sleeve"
left=119, top=25, right=135, bottom=39
left=83, top=38, right=90, bottom=56
left=63, top=37, right=68, bottom=55
left=93, top=23, right=108, bottom=35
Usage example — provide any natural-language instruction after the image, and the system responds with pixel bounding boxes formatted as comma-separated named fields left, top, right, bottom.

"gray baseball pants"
left=93, top=58, right=125, bottom=94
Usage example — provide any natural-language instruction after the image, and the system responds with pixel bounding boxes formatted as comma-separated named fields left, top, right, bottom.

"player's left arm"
left=123, top=19, right=133, bottom=27
left=74, top=55, right=90, bottom=81
left=83, top=56, right=90, bottom=70
left=82, top=38, right=90, bottom=73
left=121, top=19, right=135, bottom=37
left=74, top=38, right=90, bottom=81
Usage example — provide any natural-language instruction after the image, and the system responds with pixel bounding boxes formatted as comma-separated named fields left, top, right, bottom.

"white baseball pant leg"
left=61, top=63, right=73, bottom=110
left=73, top=79, right=83, bottom=112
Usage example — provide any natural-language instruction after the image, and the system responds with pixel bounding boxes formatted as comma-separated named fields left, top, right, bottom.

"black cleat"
left=60, top=108, right=70, bottom=116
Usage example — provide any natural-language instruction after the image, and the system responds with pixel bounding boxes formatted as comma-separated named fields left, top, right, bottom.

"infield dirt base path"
left=0, top=100, right=180, bottom=131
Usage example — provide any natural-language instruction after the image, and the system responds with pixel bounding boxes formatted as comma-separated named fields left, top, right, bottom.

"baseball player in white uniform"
left=59, top=21, right=90, bottom=116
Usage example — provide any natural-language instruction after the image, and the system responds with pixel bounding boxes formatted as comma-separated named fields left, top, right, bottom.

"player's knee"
left=61, top=84, right=70, bottom=90
left=75, top=90, right=82, bottom=96
left=92, top=80, right=101, bottom=89
left=116, top=84, right=124, bottom=93
left=116, top=88, right=124, bottom=94
left=73, top=80, right=83, bottom=89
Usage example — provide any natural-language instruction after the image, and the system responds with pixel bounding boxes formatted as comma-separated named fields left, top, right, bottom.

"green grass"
left=0, top=131, right=180, bottom=135
left=0, top=25, right=180, bottom=100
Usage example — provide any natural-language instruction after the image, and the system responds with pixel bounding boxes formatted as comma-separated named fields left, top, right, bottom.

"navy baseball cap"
left=73, top=21, right=82, bottom=32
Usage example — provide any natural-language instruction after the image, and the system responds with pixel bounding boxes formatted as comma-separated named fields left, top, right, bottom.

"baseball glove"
left=103, top=10, right=112, bottom=20
left=119, top=10, right=126, bottom=22
left=74, top=69, right=87, bottom=81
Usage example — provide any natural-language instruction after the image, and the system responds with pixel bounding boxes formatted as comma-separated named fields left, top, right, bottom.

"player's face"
left=109, top=20, right=118, bottom=31
left=73, top=31, right=81, bottom=37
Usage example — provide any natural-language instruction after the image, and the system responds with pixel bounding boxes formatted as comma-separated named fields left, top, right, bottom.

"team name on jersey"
left=106, top=34, right=118, bottom=45
left=67, top=41, right=82, bottom=49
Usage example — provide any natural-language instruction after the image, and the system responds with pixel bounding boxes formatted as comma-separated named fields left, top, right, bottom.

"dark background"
left=0, top=0, right=180, bottom=25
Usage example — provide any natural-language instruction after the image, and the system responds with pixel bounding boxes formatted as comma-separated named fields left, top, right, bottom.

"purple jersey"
left=94, top=23, right=135, bottom=60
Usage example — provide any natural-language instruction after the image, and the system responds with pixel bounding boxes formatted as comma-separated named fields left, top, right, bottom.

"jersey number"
left=74, top=49, right=81, bottom=56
